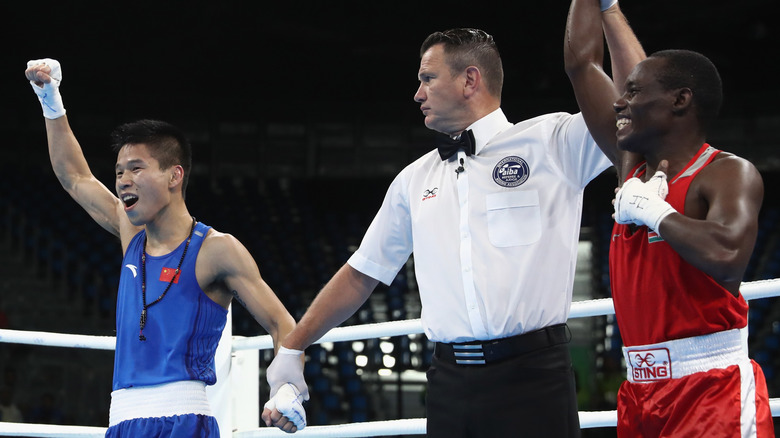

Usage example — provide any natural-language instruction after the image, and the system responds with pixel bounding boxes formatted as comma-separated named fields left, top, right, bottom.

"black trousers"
left=425, top=341, right=580, bottom=438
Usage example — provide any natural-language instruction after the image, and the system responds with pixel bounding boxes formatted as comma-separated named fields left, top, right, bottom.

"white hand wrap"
left=267, top=346, right=310, bottom=401
left=263, top=383, right=307, bottom=431
left=27, top=58, right=66, bottom=119
left=614, top=170, right=676, bottom=236
left=600, top=0, right=618, bottom=11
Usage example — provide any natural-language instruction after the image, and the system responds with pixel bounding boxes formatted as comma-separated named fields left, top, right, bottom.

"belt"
left=109, top=380, right=212, bottom=427
left=434, top=324, right=571, bottom=366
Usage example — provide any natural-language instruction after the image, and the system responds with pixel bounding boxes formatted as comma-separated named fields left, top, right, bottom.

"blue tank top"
left=113, top=221, right=228, bottom=390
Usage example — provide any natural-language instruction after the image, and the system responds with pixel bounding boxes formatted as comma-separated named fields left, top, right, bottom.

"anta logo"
left=125, top=264, right=138, bottom=278
left=627, top=348, right=671, bottom=382
left=422, top=188, right=438, bottom=201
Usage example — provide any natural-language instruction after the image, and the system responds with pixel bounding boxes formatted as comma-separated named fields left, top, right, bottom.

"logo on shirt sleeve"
left=493, top=156, right=530, bottom=187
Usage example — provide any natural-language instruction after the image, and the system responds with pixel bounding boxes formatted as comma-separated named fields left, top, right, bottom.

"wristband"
left=648, top=204, right=675, bottom=238
left=278, top=346, right=304, bottom=355
left=600, top=0, right=617, bottom=11
left=27, top=58, right=66, bottom=119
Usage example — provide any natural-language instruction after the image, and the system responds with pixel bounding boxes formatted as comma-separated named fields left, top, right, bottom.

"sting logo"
left=422, top=188, right=438, bottom=201
left=627, top=348, right=671, bottom=382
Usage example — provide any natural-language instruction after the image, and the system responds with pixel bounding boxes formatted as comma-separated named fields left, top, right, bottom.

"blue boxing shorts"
left=105, top=414, right=218, bottom=437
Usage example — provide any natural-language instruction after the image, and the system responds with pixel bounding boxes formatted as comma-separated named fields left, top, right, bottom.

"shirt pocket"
left=486, top=191, right=541, bottom=247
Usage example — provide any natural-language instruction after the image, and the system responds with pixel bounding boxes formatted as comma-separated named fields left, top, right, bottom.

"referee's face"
left=415, top=44, right=470, bottom=136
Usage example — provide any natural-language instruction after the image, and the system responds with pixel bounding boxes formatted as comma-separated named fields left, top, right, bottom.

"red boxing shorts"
left=617, top=330, right=774, bottom=437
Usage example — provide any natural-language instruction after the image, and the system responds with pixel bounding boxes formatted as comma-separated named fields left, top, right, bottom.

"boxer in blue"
left=25, top=59, right=298, bottom=437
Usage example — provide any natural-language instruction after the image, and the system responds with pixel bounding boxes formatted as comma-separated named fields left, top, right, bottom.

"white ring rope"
left=0, top=330, right=115, bottom=350
left=0, top=422, right=106, bottom=437
left=6, top=279, right=774, bottom=351
left=1, top=278, right=779, bottom=437
left=3, top=403, right=780, bottom=437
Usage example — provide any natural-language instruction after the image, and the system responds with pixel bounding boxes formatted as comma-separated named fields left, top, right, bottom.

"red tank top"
left=609, top=143, right=748, bottom=347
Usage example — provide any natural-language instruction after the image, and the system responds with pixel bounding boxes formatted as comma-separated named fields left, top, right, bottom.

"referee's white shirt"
left=348, top=108, right=611, bottom=343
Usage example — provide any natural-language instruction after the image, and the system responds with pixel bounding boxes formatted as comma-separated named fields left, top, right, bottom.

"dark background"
left=3, top=1, right=777, bottom=164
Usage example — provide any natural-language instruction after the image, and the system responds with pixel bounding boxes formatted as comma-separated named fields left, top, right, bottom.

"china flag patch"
left=159, top=267, right=181, bottom=283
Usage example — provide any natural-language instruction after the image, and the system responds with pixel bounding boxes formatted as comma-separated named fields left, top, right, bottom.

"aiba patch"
left=492, top=156, right=529, bottom=187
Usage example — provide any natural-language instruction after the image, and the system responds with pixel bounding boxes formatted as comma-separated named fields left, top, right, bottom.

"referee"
left=263, top=9, right=635, bottom=437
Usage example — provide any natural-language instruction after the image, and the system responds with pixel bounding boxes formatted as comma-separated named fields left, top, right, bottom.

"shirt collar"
left=464, top=108, right=512, bottom=156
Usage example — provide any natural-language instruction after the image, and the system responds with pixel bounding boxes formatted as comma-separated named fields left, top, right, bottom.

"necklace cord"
left=139, top=217, right=196, bottom=341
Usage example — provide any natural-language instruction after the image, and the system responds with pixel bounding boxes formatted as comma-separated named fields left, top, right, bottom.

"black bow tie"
left=436, top=130, right=475, bottom=160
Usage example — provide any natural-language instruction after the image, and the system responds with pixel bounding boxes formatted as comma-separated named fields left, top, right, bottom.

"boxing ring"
left=2, top=278, right=779, bottom=437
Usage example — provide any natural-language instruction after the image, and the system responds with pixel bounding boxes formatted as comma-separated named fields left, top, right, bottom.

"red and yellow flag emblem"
left=159, top=267, right=181, bottom=283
